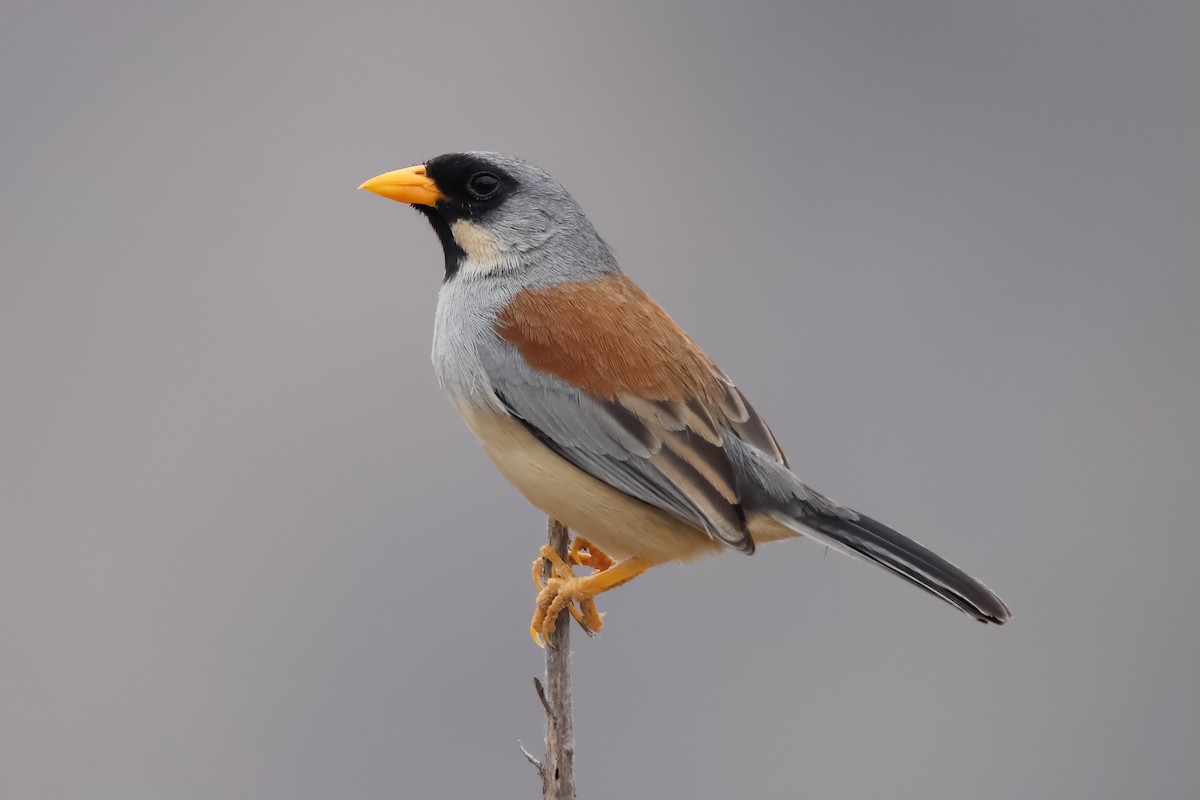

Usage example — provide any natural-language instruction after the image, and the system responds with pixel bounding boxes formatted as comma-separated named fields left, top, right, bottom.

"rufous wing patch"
left=497, top=273, right=760, bottom=552
left=495, top=274, right=727, bottom=407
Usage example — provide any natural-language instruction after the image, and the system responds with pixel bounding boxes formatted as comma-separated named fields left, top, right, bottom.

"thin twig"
left=532, top=517, right=576, bottom=799
left=518, top=739, right=545, bottom=778
left=533, top=676, right=553, bottom=718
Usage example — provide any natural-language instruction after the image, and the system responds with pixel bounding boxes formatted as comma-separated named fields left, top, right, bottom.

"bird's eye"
left=466, top=172, right=501, bottom=200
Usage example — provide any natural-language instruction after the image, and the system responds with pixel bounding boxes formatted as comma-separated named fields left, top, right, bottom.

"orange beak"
left=358, top=164, right=445, bottom=206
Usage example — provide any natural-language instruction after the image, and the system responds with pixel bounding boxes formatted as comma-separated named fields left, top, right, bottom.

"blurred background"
left=2, top=2, right=1197, bottom=798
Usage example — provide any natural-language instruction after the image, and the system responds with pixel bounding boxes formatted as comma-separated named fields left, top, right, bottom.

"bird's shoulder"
left=494, top=273, right=724, bottom=407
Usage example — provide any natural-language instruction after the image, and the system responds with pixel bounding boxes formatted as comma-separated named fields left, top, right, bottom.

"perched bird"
left=360, top=152, right=1011, bottom=644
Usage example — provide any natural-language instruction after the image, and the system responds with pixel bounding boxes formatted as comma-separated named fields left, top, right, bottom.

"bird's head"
left=360, top=152, right=617, bottom=283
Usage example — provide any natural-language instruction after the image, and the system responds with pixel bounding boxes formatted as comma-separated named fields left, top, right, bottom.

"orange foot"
left=529, top=543, right=649, bottom=648
left=569, top=536, right=615, bottom=572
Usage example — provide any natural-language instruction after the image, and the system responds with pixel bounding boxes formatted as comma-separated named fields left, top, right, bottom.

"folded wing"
left=487, top=274, right=787, bottom=553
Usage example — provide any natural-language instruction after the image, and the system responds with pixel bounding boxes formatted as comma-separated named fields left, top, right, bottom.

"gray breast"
left=432, top=275, right=515, bottom=410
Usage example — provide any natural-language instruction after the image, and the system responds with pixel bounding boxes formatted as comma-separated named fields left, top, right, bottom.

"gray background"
left=2, top=2, right=1197, bottom=798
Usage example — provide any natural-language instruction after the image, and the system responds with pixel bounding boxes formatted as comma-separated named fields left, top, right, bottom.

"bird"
left=359, top=152, right=1011, bottom=645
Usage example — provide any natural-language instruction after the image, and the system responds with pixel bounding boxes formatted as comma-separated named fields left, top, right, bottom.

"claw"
left=528, top=542, right=651, bottom=646
left=531, top=546, right=597, bottom=645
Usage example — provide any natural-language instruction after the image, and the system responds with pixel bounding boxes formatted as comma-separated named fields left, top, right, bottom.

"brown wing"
left=495, top=274, right=788, bottom=551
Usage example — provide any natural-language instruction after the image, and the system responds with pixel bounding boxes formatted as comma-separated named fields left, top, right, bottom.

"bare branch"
left=533, top=518, right=576, bottom=799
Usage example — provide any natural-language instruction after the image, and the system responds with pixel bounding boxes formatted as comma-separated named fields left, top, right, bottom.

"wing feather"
left=487, top=275, right=789, bottom=553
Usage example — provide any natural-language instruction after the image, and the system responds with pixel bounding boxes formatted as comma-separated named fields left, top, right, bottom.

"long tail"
left=728, top=436, right=1011, bottom=624
left=777, top=509, right=1012, bottom=624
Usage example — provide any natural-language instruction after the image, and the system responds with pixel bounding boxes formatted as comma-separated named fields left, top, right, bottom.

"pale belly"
left=456, top=403, right=727, bottom=565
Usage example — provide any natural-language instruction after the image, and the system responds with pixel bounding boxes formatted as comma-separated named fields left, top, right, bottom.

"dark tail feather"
left=799, top=511, right=1012, bottom=624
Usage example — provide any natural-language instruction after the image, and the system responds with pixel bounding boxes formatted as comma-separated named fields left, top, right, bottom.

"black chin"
left=413, top=206, right=465, bottom=281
